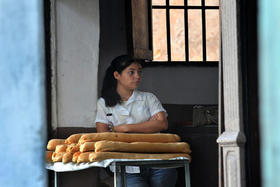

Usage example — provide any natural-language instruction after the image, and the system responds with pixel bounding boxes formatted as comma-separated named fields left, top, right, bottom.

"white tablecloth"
left=46, top=157, right=189, bottom=172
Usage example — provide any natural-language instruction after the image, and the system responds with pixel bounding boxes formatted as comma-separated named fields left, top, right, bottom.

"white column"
left=217, top=0, right=246, bottom=186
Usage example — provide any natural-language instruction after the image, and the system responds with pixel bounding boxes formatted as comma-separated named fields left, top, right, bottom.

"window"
left=151, top=0, right=220, bottom=65
left=128, top=0, right=219, bottom=65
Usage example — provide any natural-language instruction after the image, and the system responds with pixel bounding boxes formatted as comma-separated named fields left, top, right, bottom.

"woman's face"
left=114, top=62, right=142, bottom=91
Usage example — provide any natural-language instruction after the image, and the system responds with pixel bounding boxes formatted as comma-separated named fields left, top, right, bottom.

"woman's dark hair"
left=101, top=55, right=144, bottom=107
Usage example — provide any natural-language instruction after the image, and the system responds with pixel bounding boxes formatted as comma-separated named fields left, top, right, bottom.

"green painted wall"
left=259, top=0, right=280, bottom=186
left=0, top=0, right=47, bottom=186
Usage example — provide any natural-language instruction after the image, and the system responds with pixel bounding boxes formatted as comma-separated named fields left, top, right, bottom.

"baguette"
left=72, top=152, right=82, bottom=163
left=95, top=141, right=191, bottom=154
left=66, top=143, right=80, bottom=153
left=52, top=152, right=66, bottom=162
left=62, top=152, right=73, bottom=163
left=80, top=142, right=95, bottom=152
left=79, top=132, right=181, bottom=144
left=77, top=152, right=92, bottom=163
left=65, top=134, right=83, bottom=144
left=89, top=152, right=191, bottom=162
left=55, top=144, right=67, bottom=153
left=46, top=151, right=53, bottom=162
left=47, top=139, right=65, bottom=151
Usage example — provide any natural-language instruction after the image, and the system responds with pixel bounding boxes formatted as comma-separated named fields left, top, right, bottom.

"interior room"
left=46, top=0, right=219, bottom=186
left=2, top=0, right=268, bottom=186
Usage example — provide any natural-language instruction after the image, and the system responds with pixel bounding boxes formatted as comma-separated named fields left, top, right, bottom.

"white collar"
left=125, top=90, right=143, bottom=105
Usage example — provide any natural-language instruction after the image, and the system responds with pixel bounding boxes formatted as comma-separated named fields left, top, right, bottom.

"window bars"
left=150, top=0, right=219, bottom=66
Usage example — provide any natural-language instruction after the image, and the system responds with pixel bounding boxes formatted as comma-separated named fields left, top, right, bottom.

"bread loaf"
left=72, top=152, right=82, bottom=163
left=95, top=141, right=191, bottom=153
left=65, top=134, right=83, bottom=144
left=79, top=132, right=181, bottom=144
left=80, top=142, right=95, bottom=152
left=77, top=152, right=93, bottom=163
left=46, top=151, right=53, bottom=162
left=89, top=152, right=191, bottom=162
left=52, top=152, right=66, bottom=162
left=47, top=139, right=65, bottom=151
left=62, top=152, right=73, bottom=163
left=66, top=143, right=80, bottom=153
left=55, top=144, right=67, bottom=153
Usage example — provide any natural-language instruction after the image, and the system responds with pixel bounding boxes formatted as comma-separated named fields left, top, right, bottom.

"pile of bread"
left=46, top=132, right=191, bottom=164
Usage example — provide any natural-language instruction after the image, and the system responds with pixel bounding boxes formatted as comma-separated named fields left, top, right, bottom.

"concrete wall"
left=0, top=0, right=47, bottom=186
left=138, top=67, right=218, bottom=104
left=55, top=0, right=99, bottom=127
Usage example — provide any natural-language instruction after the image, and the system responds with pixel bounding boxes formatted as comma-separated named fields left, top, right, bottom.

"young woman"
left=95, top=55, right=177, bottom=187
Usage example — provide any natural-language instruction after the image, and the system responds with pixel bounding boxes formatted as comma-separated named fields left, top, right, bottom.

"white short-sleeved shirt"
left=95, top=90, right=167, bottom=173
left=95, top=90, right=167, bottom=127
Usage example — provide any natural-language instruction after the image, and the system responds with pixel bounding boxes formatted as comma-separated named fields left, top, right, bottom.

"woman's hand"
left=112, top=112, right=168, bottom=133
left=97, top=112, right=167, bottom=133
left=113, top=124, right=130, bottom=133
left=96, top=122, right=110, bottom=132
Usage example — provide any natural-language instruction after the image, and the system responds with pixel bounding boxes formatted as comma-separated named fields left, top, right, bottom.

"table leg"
left=121, top=165, right=126, bottom=187
left=54, top=171, right=58, bottom=187
left=114, top=164, right=122, bottom=187
left=114, top=164, right=126, bottom=187
left=184, top=162, right=191, bottom=187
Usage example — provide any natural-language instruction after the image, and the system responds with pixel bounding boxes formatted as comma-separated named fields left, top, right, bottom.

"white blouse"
left=95, top=90, right=167, bottom=173
left=95, top=90, right=167, bottom=127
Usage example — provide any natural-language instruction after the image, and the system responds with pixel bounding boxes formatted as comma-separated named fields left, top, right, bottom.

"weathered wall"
left=55, top=0, right=99, bottom=127
left=259, top=0, right=280, bottom=186
left=0, top=0, right=47, bottom=186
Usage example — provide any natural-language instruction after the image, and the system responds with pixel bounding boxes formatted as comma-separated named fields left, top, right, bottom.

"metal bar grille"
left=184, top=0, right=189, bottom=61
left=142, top=61, right=219, bottom=67
left=166, top=0, right=171, bottom=61
left=202, top=0, right=207, bottom=62
left=151, top=0, right=219, bottom=65
left=153, top=5, right=219, bottom=9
